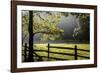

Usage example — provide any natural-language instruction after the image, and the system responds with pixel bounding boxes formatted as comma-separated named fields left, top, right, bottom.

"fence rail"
left=48, top=46, right=90, bottom=52
left=22, top=43, right=90, bottom=62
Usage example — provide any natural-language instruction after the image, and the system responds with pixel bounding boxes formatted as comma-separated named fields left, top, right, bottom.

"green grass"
left=33, top=44, right=90, bottom=61
left=22, top=43, right=90, bottom=62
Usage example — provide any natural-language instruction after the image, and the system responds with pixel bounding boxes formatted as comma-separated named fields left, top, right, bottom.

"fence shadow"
left=22, top=43, right=90, bottom=62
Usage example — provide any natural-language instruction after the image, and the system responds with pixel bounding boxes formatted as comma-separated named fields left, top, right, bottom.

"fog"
left=33, top=14, right=80, bottom=43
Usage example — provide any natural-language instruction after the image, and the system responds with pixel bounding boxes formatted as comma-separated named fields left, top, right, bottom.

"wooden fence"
left=22, top=43, right=90, bottom=62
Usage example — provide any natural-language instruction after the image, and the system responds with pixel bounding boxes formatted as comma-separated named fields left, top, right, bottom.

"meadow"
left=29, top=44, right=90, bottom=61
left=22, top=43, right=90, bottom=62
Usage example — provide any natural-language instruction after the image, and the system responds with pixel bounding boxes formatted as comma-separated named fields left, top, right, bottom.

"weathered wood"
left=75, top=45, right=77, bottom=60
left=49, top=46, right=89, bottom=52
left=77, top=55, right=89, bottom=59
left=34, top=50, right=74, bottom=56
left=49, top=46, right=74, bottom=50
left=23, top=43, right=89, bottom=61
left=48, top=43, right=50, bottom=61
left=25, top=45, right=89, bottom=52
left=24, top=43, right=27, bottom=62
left=33, top=50, right=89, bottom=59
left=23, top=49, right=89, bottom=60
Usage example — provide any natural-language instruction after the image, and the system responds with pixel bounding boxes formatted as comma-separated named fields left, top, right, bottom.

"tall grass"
left=33, top=44, right=90, bottom=61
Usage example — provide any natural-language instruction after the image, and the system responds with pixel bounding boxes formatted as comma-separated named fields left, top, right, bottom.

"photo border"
left=11, top=1, right=97, bottom=73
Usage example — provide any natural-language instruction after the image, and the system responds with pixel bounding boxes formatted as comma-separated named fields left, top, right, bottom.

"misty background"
left=22, top=11, right=90, bottom=44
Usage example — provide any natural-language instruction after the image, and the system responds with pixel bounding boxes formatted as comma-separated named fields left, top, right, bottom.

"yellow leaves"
left=22, top=11, right=64, bottom=41
left=60, top=29, right=64, bottom=32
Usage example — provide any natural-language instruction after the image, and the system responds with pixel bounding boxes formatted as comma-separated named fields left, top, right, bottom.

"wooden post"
left=24, top=43, right=27, bottom=62
left=75, top=45, right=77, bottom=60
left=48, top=43, right=50, bottom=61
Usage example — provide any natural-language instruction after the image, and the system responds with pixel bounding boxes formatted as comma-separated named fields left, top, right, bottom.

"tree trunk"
left=28, top=11, right=34, bottom=62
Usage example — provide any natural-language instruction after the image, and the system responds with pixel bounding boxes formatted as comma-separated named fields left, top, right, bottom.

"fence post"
left=48, top=43, right=50, bottom=61
left=24, top=43, right=27, bottom=62
left=75, top=45, right=77, bottom=60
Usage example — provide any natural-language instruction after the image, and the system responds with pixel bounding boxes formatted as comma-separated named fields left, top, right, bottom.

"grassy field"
left=33, top=44, right=90, bottom=61
left=22, top=44, right=90, bottom=62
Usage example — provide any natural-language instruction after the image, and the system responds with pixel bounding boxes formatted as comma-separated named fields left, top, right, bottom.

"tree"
left=71, top=13, right=90, bottom=42
left=33, top=11, right=64, bottom=41
left=22, top=11, right=64, bottom=44
left=22, top=11, right=64, bottom=61
left=28, top=11, right=34, bottom=62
